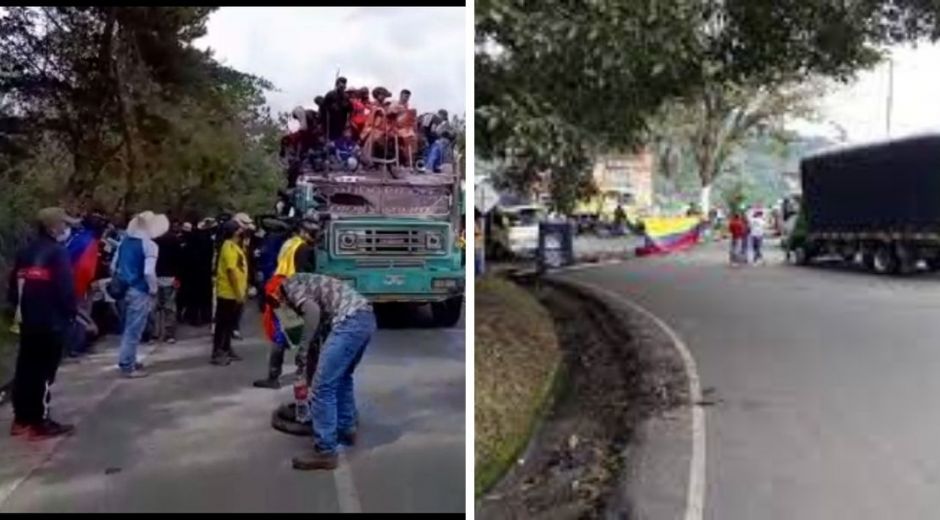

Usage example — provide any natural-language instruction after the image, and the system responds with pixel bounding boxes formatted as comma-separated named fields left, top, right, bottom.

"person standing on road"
left=748, top=208, right=767, bottom=264
left=211, top=219, right=250, bottom=366
left=230, top=212, right=256, bottom=342
left=112, top=211, right=168, bottom=378
left=253, top=217, right=319, bottom=389
left=268, top=272, right=376, bottom=471
left=152, top=220, right=183, bottom=344
left=728, top=212, right=747, bottom=265
left=6, top=208, right=79, bottom=439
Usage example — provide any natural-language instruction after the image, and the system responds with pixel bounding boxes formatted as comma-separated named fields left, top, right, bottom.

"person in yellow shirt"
left=211, top=219, right=250, bottom=366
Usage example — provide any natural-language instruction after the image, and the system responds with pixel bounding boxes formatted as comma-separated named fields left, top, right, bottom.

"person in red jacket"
left=728, top=212, right=749, bottom=265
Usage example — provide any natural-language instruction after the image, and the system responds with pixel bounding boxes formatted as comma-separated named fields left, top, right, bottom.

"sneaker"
left=227, top=351, right=243, bottom=362
left=28, top=419, right=75, bottom=440
left=252, top=378, right=281, bottom=389
left=10, top=421, right=31, bottom=437
left=292, top=449, right=339, bottom=471
left=339, top=430, right=358, bottom=447
left=121, top=368, right=150, bottom=379
left=210, top=356, right=231, bottom=366
left=232, top=330, right=243, bottom=341
left=166, top=338, right=176, bottom=344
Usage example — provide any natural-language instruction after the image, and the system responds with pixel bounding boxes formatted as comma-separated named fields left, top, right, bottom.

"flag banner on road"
left=635, top=216, right=703, bottom=257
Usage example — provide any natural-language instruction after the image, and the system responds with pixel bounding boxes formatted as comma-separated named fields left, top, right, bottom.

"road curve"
left=561, top=243, right=940, bottom=520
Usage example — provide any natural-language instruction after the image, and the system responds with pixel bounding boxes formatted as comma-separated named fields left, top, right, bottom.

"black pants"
left=12, top=327, right=65, bottom=425
left=212, top=298, right=242, bottom=358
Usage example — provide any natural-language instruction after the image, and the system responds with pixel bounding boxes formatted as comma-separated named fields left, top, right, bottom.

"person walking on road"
left=728, top=212, right=748, bottom=265
left=7, top=207, right=80, bottom=439
left=748, top=208, right=767, bottom=264
left=267, top=272, right=376, bottom=471
left=112, top=211, right=168, bottom=378
left=211, top=219, right=250, bottom=366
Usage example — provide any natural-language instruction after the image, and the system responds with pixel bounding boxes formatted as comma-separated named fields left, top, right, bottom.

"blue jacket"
left=114, top=237, right=149, bottom=294
left=6, top=234, right=77, bottom=333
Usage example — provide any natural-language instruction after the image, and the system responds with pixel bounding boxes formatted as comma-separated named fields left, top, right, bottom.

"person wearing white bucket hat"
left=111, top=210, right=169, bottom=378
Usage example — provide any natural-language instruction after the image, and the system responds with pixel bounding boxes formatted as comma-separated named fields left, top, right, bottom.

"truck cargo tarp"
left=801, top=134, right=940, bottom=234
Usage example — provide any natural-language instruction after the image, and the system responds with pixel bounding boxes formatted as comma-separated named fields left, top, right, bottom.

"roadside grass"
left=475, top=276, right=562, bottom=496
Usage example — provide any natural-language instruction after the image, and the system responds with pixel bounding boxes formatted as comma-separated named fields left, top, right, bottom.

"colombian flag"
left=66, top=228, right=99, bottom=298
left=635, top=216, right=703, bottom=257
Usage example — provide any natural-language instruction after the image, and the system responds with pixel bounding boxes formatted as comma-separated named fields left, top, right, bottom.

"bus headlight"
left=426, top=232, right=444, bottom=250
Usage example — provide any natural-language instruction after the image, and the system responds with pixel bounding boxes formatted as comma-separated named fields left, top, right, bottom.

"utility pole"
left=886, top=56, right=894, bottom=138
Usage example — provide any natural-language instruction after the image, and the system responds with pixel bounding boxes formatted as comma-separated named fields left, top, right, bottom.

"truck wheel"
left=793, top=246, right=809, bottom=266
left=927, top=258, right=940, bottom=272
left=432, top=297, right=463, bottom=327
left=895, top=245, right=918, bottom=275
left=872, top=246, right=898, bottom=275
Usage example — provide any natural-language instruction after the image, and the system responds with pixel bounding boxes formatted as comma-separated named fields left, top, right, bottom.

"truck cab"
left=292, top=168, right=464, bottom=326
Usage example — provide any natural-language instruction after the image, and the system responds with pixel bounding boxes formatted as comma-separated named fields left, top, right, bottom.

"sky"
left=792, top=42, right=940, bottom=144
left=194, top=7, right=466, bottom=126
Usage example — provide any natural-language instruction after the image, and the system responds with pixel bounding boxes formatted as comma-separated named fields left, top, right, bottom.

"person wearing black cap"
left=321, top=76, right=352, bottom=141
left=6, top=207, right=79, bottom=439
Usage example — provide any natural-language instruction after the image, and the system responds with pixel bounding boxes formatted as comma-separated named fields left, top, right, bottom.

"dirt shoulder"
left=475, top=276, right=563, bottom=496
left=477, top=278, right=689, bottom=519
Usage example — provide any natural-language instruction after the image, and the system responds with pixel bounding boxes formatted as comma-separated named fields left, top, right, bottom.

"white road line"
left=334, top=451, right=362, bottom=513
left=563, top=279, right=706, bottom=520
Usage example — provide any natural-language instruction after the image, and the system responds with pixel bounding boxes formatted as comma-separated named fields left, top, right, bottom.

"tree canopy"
left=476, top=0, right=940, bottom=211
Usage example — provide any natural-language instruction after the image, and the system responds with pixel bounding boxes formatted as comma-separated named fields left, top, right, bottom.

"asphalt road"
left=560, top=241, right=940, bottom=520
left=0, top=305, right=464, bottom=513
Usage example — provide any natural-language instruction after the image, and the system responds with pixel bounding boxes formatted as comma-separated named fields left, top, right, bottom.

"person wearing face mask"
left=6, top=207, right=79, bottom=440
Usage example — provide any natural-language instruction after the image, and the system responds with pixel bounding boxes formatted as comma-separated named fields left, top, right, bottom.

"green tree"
left=650, top=79, right=826, bottom=214
left=476, top=0, right=940, bottom=209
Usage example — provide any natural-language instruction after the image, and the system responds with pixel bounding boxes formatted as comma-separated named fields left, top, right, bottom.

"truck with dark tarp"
left=786, top=134, right=940, bottom=274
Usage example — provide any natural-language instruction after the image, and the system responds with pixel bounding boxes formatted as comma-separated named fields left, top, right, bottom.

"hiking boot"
left=10, top=421, right=31, bottom=437
left=227, top=351, right=243, bottom=362
left=252, top=378, right=281, bottom=389
left=28, top=419, right=75, bottom=440
left=210, top=355, right=231, bottom=366
left=339, top=430, right=358, bottom=447
left=121, top=368, right=150, bottom=379
left=292, top=449, right=338, bottom=471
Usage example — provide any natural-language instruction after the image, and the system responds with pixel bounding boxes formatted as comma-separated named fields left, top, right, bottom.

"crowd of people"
left=279, top=76, right=456, bottom=185
left=5, top=206, right=376, bottom=471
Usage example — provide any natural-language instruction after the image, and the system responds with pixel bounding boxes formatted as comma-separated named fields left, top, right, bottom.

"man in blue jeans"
left=111, top=211, right=169, bottom=378
left=269, top=272, right=376, bottom=471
